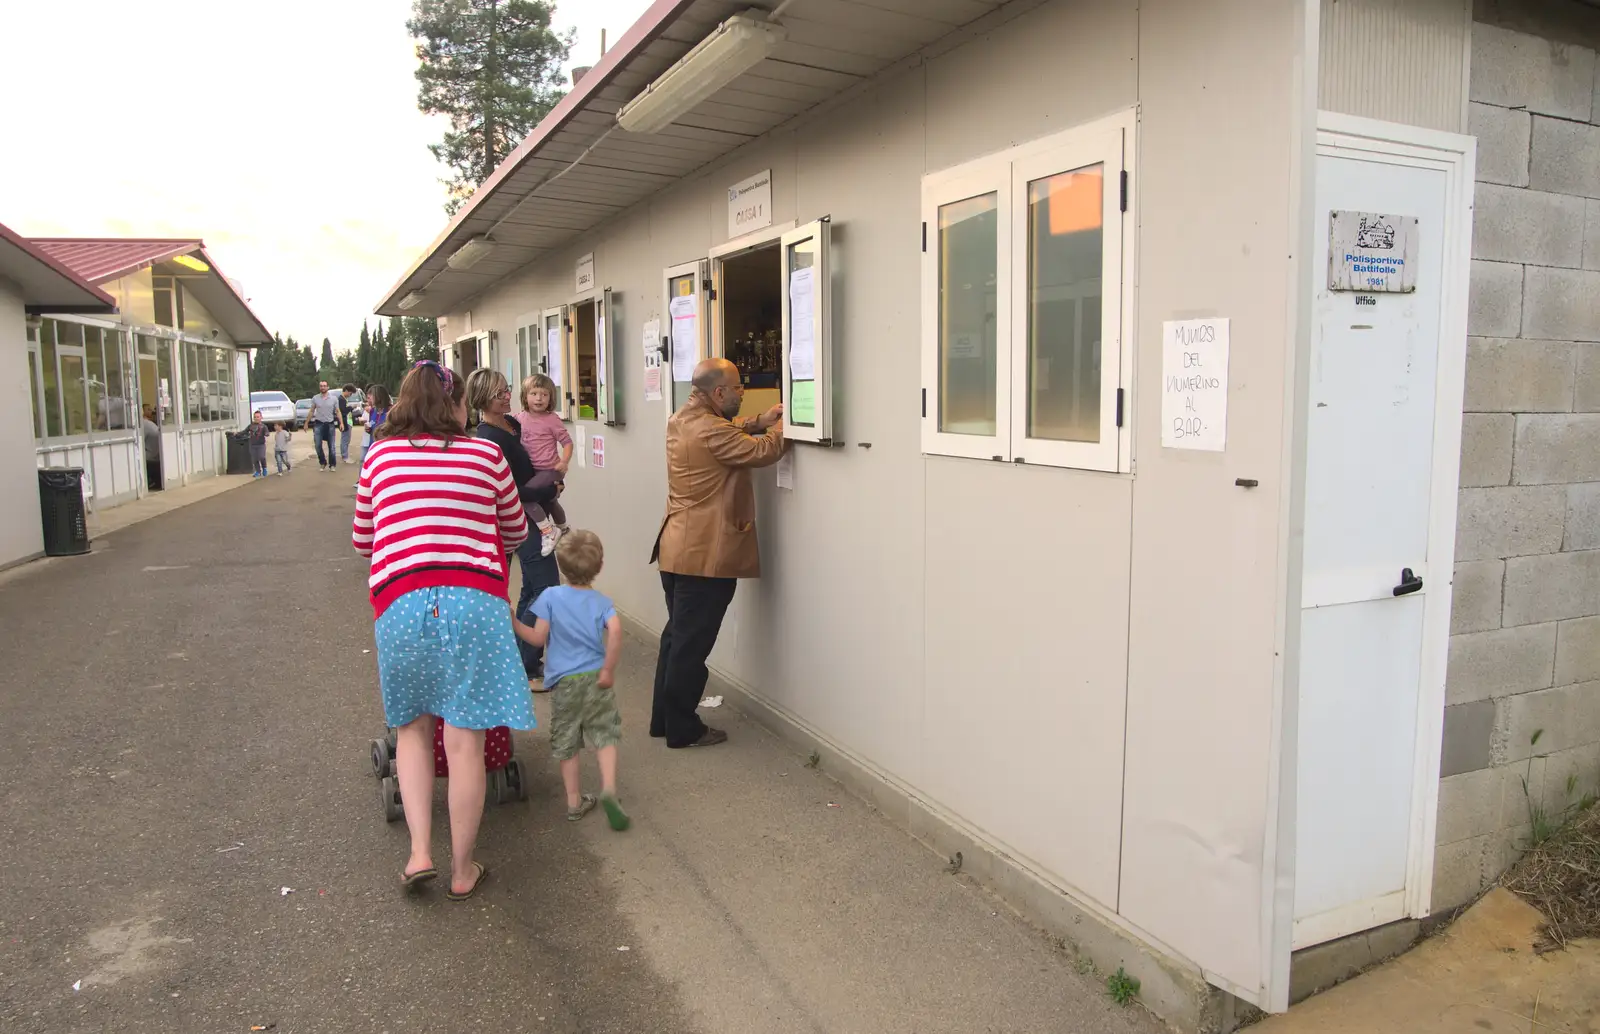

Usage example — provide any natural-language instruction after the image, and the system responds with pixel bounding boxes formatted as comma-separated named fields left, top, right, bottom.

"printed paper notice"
left=775, top=450, right=794, bottom=490
left=787, top=267, right=816, bottom=380
left=546, top=327, right=563, bottom=389
left=669, top=295, right=698, bottom=383
left=1161, top=318, right=1229, bottom=452
left=642, top=319, right=663, bottom=402
left=591, top=434, right=605, bottom=469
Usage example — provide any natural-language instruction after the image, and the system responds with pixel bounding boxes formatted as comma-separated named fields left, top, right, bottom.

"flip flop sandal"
left=401, top=867, right=437, bottom=889
left=446, top=862, right=489, bottom=902
left=601, top=794, right=631, bottom=832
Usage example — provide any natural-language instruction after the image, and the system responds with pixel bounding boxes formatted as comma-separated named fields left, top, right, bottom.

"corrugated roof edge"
left=0, top=223, right=117, bottom=310
left=375, top=0, right=704, bottom=313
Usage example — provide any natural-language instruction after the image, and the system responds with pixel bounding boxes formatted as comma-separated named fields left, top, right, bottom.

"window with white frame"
left=920, top=111, right=1133, bottom=472
left=25, top=318, right=136, bottom=441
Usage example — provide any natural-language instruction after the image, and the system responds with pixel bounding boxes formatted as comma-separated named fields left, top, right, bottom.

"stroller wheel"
left=384, top=729, right=398, bottom=757
left=381, top=776, right=403, bottom=823
left=370, top=739, right=389, bottom=778
left=505, top=759, right=529, bottom=802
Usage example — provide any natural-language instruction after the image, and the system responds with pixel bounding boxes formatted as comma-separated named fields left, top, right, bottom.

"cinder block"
left=1587, top=199, right=1600, bottom=271
left=1436, top=767, right=1507, bottom=843
left=1459, top=414, right=1514, bottom=487
left=1482, top=827, right=1529, bottom=887
left=1502, top=681, right=1600, bottom=759
left=1504, top=548, right=1600, bottom=625
left=1529, top=116, right=1600, bottom=200
left=1465, top=337, right=1575, bottom=413
left=1500, top=756, right=1546, bottom=829
left=1523, top=266, right=1600, bottom=342
left=1512, top=413, right=1600, bottom=485
left=1567, top=483, right=1600, bottom=550
left=1469, top=260, right=1524, bottom=338
left=1575, top=344, right=1600, bottom=411
left=1431, top=834, right=1488, bottom=910
left=1441, top=700, right=1498, bottom=776
left=1455, top=485, right=1567, bottom=560
left=1555, top=615, right=1600, bottom=686
left=1470, top=102, right=1530, bottom=187
left=1536, top=743, right=1600, bottom=817
left=1471, top=24, right=1597, bottom=122
left=1446, top=623, right=1557, bottom=704
left=1472, top=184, right=1587, bottom=268
left=1453, top=560, right=1505, bottom=634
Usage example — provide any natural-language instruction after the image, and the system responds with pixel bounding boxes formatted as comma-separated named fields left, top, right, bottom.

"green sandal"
left=601, top=794, right=630, bottom=832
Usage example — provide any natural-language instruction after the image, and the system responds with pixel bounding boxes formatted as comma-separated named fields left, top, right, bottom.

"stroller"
left=370, top=722, right=530, bottom=822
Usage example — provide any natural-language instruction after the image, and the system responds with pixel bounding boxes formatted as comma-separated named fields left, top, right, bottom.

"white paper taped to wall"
left=787, top=267, right=815, bottom=380
left=669, top=295, right=698, bottom=383
left=547, top=326, right=564, bottom=389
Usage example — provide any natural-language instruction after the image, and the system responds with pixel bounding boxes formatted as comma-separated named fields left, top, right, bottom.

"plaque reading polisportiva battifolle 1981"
left=1327, top=210, right=1419, bottom=293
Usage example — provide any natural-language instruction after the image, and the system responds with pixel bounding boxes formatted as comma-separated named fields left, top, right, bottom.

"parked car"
left=293, top=398, right=313, bottom=429
left=249, top=390, right=297, bottom=427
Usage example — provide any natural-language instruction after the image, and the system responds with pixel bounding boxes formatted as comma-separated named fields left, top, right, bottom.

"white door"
left=1294, top=129, right=1468, bottom=949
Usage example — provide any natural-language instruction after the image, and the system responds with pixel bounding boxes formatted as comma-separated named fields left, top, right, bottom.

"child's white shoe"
left=537, top=518, right=557, bottom=557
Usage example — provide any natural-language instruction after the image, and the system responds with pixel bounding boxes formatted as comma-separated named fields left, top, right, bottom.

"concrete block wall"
left=1436, top=17, right=1600, bottom=910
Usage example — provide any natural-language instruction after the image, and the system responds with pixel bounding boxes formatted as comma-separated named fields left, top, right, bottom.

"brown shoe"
left=679, top=726, right=728, bottom=749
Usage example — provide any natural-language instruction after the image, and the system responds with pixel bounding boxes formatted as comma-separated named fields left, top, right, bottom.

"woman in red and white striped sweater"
left=353, top=360, right=533, bottom=901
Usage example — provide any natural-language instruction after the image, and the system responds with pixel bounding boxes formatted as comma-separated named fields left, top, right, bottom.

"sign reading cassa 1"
left=576, top=253, right=595, bottom=294
left=727, top=169, right=772, bottom=238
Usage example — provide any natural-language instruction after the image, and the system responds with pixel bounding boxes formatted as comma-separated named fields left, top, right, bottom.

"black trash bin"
left=38, top=467, right=89, bottom=557
left=225, top=430, right=252, bottom=475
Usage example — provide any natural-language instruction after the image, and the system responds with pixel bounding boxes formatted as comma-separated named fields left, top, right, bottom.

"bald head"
left=692, top=357, right=744, bottom=418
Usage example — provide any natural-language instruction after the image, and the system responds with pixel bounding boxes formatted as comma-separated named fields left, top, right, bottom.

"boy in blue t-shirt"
left=512, top=529, right=629, bottom=830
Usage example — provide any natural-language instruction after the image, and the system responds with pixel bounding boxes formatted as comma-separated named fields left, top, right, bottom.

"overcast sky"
left=0, top=0, right=652, bottom=351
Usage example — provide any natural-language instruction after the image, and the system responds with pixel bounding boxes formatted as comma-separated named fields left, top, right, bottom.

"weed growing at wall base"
left=1106, top=967, right=1140, bottom=1006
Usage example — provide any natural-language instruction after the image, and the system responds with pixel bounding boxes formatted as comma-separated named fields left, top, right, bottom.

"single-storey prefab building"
left=379, top=0, right=1600, bottom=1024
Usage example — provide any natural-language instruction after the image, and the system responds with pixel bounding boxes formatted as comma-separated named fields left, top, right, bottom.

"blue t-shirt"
left=528, top=585, right=615, bottom=685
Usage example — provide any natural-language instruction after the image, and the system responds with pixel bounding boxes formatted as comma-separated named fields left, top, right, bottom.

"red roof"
left=0, top=223, right=117, bottom=311
left=30, top=238, right=204, bottom=285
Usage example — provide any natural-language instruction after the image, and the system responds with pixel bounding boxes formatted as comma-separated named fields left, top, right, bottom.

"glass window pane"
left=105, top=332, right=128, bottom=429
left=157, top=338, right=173, bottom=425
left=1027, top=164, right=1104, bottom=442
left=186, top=343, right=201, bottom=422
left=56, top=320, right=84, bottom=350
left=86, top=327, right=106, bottom=430
left=138, top=333, right=157, bottom=356
left=39, top=320, right=61, bottom=437
left=27, top=350, right=43, bottom=438
left=61, top=353, right=88, bottom=435
left=786, top=239, right=818, bottom=428
left=669, top=275, right=696, bottom=410
left=938, top=193, right=999, bottom=436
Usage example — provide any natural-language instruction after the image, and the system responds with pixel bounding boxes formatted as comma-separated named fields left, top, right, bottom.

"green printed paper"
left=790, top=380, right=816, bottom=426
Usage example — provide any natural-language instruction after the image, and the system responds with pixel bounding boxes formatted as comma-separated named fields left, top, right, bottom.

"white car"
left=249, top=390, right=297, bottom=426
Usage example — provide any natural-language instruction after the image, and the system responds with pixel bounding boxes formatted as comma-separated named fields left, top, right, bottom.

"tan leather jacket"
left=650, top=393, right=786, bottom=579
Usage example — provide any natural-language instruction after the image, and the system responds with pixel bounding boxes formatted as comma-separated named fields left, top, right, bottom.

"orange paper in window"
left=1039, top=167, right=1103, bottom=236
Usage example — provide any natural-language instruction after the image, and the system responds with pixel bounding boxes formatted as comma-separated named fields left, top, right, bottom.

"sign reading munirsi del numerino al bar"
left=1327, top=210, right=1419, bottom=294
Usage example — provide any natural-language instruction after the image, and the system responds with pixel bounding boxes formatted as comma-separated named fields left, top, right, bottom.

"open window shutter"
left=597, top=287, right=622, bottom=426
left=781, top=219, right=832, bottom=443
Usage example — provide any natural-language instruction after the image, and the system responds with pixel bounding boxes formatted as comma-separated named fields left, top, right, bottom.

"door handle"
left=1393, top=568, right=1423, bottom=597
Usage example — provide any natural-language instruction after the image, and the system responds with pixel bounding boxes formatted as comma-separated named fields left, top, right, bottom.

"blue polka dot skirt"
left=374, top=586, right=537, bottom=732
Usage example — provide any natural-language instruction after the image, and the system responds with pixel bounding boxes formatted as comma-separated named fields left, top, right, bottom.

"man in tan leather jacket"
left=649, top=358, right=786, bottom=748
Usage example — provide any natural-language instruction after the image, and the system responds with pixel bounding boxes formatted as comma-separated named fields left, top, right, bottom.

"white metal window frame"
left=27, top=316, right=141, bottom=446
left=919, top=108, right=1136, bottom=473
left=178, top=336, right=242, bottom=428
left=563, top=290, right=599, bottom=421
left=513, top=309, right=541, bottom=399
left=541, top=306, right=570, bottom=419
left=781, top=218, right=833, bottom=443
left=595, top=286, right=622, bottom=427
left=663, top=260, right=707, bottom=420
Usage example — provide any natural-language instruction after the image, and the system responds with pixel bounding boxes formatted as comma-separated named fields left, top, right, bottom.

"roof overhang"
left=0, top=222, right=116, bottom=314
left=377, top=0, right=1018, bottom=317
left=31, top=238, right=273, bottom=347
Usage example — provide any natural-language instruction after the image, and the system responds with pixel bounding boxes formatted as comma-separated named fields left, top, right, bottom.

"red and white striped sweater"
left=352, top=434, right=529, bottom=618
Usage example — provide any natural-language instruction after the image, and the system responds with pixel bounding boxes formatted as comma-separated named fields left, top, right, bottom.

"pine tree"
left=408, top=0, right=573, bottom=213
left=405, top=316, right=440, bottom=363
left=382, top=318, right=410, bottom=393
left=355, top=324, right=374, bottom=386
left=319, top=337, right=335, bottom=372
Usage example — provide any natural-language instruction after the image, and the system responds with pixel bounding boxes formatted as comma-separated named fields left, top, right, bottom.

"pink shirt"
left=518, top=411, right=572, bottom=469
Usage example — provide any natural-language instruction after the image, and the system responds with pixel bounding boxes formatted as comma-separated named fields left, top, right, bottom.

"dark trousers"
left=651, top=572, right=737, bottom=747
left=312, top=422, right=336, bottom=468
left=514, top=526, right=561, bottom=678
left=146, top=458, right=161, bottom=491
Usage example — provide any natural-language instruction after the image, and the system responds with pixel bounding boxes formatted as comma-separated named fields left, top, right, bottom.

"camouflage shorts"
left=548, top=670, right=622, bottom=761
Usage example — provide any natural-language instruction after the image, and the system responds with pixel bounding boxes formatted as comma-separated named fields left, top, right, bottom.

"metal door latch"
left=1393, top=568, right=1423, bottom=596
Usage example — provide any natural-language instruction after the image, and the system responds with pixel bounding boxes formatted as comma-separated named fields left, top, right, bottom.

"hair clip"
left=413, top=359, right=453, bottom=393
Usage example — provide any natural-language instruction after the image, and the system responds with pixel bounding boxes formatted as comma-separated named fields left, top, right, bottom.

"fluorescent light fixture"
left=616, top=11, right=785, bottom=135
left=171, top=253, right=210, bottom=273
left=447, top=236, right=496, bottom=271
left=397, top=290, right=426, bottom=311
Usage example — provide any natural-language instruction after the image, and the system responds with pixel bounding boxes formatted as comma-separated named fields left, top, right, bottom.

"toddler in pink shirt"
left=519, top=374, right=573, bottom=555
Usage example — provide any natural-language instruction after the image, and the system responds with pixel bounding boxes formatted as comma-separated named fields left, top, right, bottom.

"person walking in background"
left=650, top=358, right=786, bottom=749
left=308, top=380, right=339, bottom=471
left=353, top=360, right=533, bottom=900
left=465, top=368, right=564, bottom=689
left=512, top=530, right=629, bottom=830
left=247, top=410, right=270, bottom=479
left=339, top=383, right=357, bottom=464
left=272, top=422, right=292, bottom=475
left=362, top=384, right=391, bottom=468
left=141, top=405, right=161, bottom=491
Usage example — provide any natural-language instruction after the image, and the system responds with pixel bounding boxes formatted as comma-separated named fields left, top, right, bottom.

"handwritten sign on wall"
left=1161, top=317, right=1230, bottom=452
